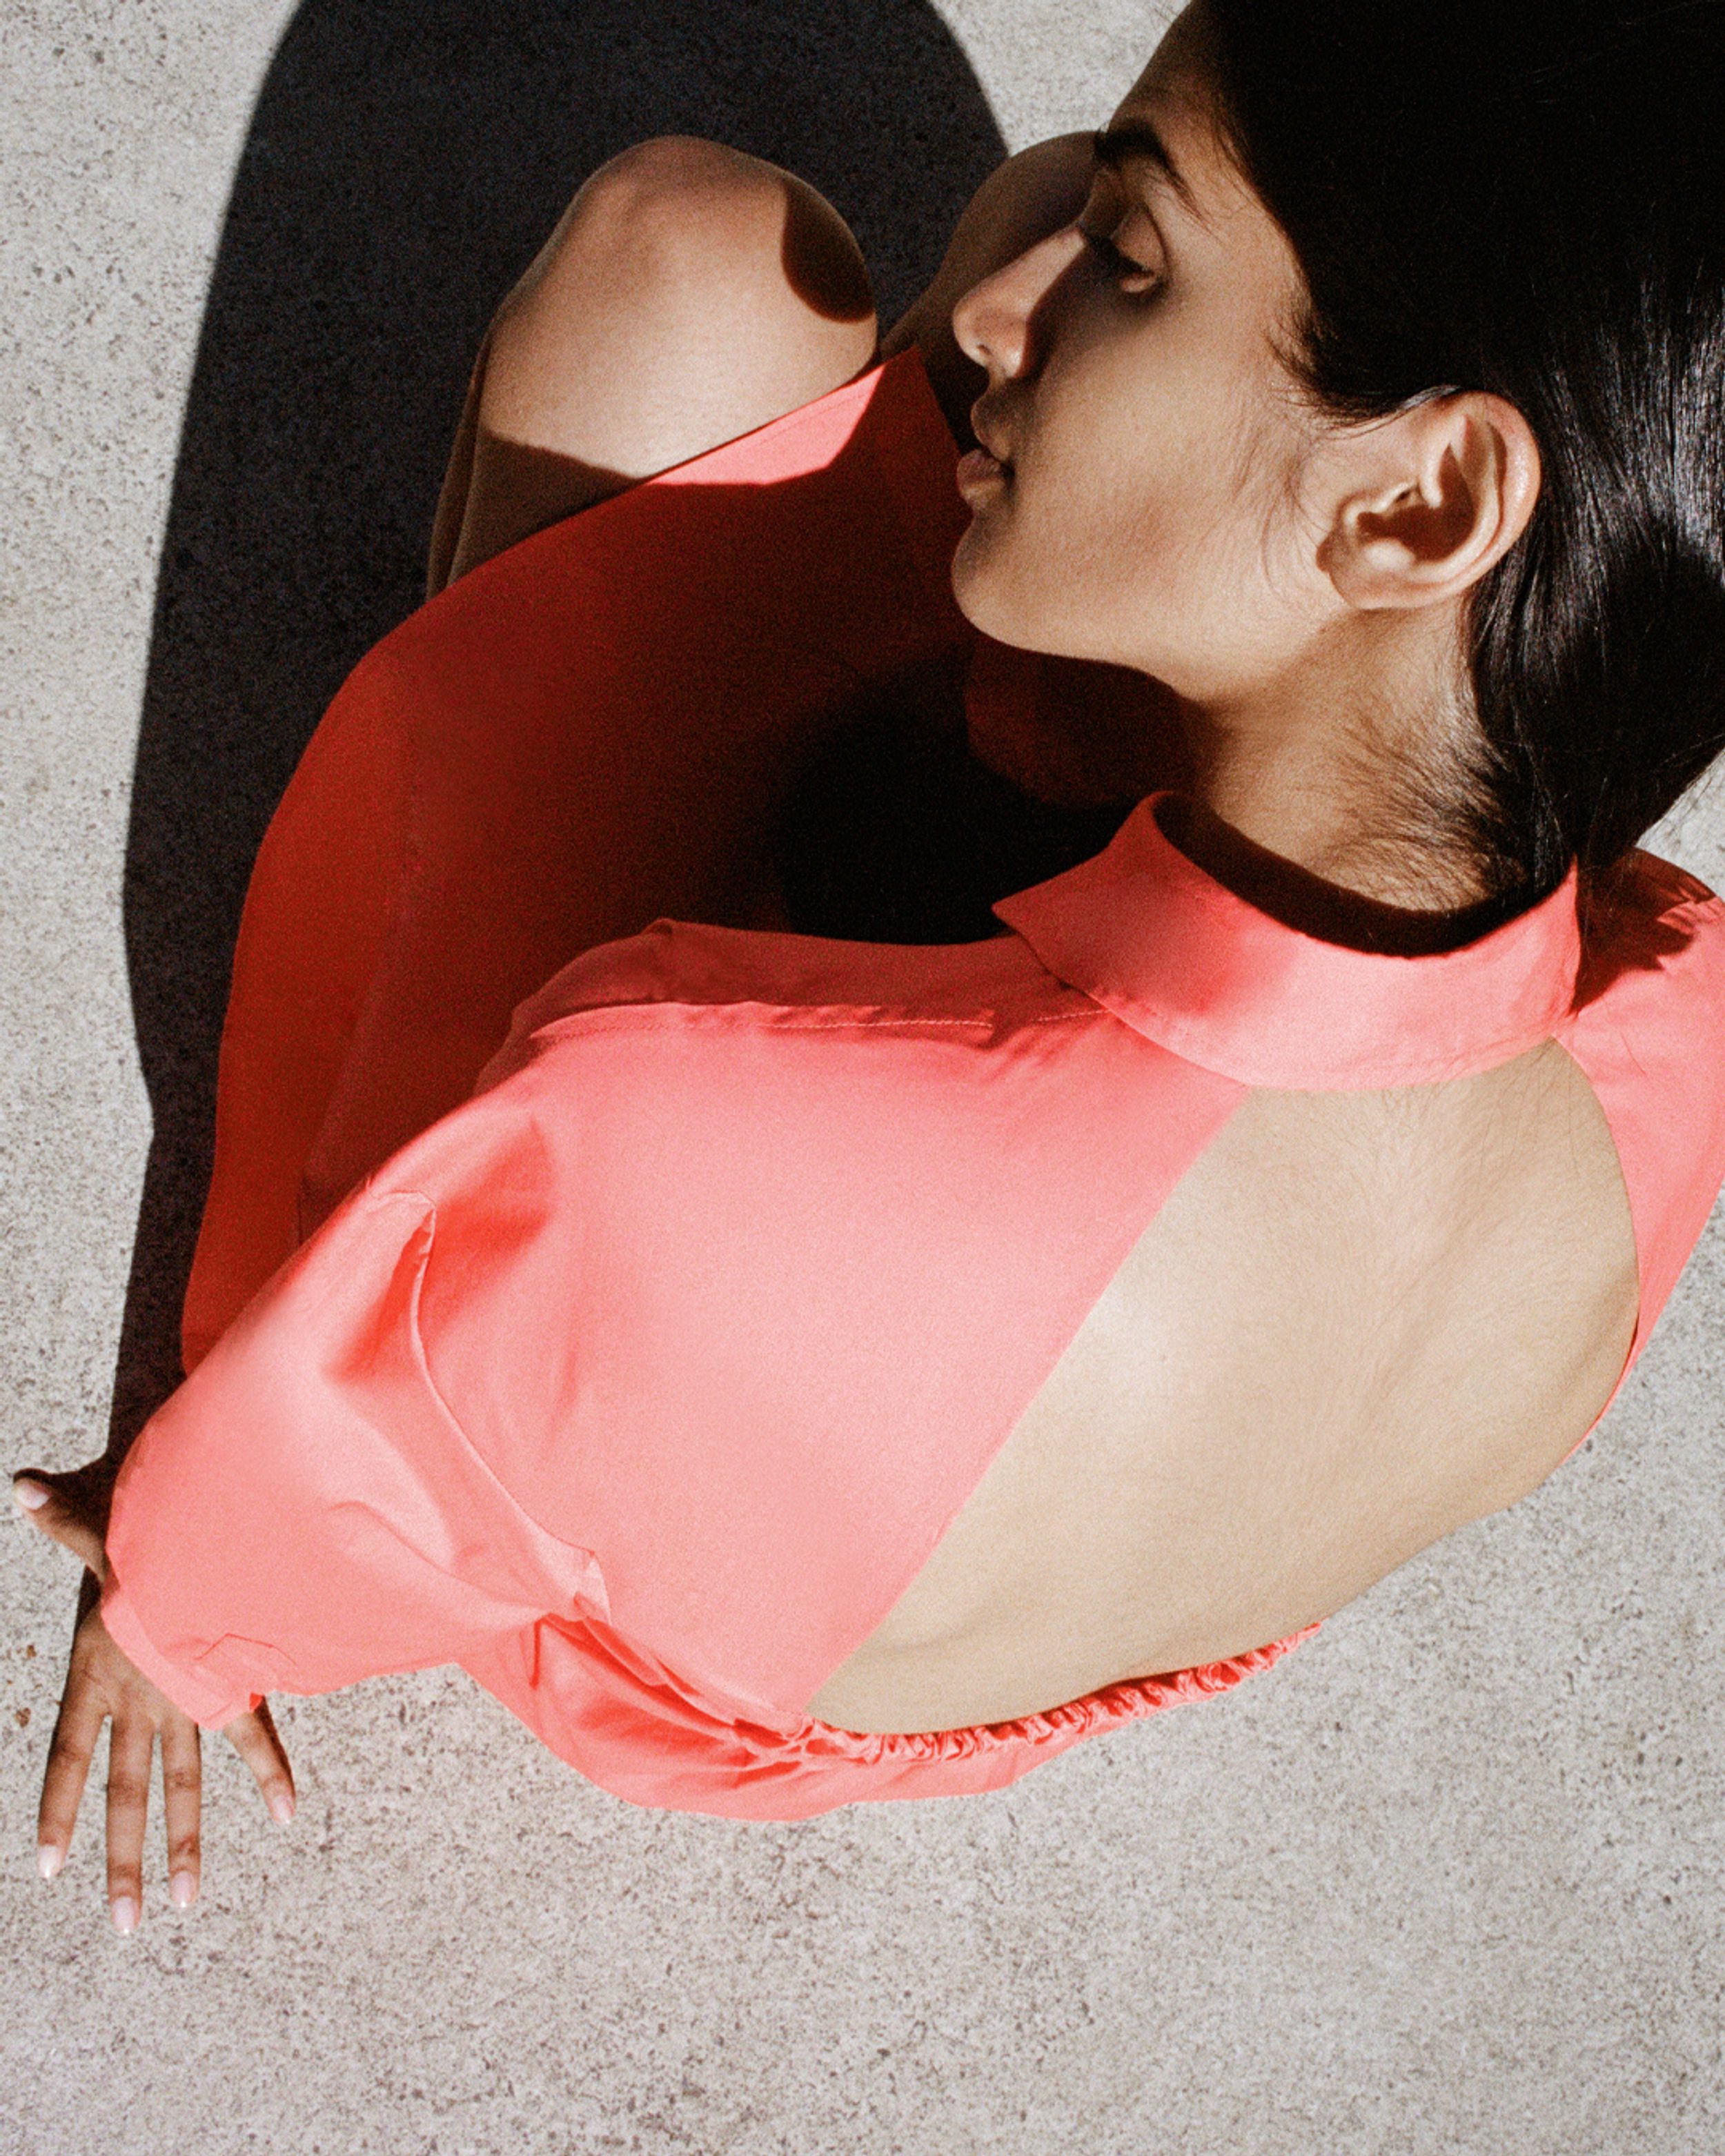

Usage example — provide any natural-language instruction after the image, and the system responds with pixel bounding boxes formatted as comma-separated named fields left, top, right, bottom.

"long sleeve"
left=101, top=1179, right=607, bottom=1729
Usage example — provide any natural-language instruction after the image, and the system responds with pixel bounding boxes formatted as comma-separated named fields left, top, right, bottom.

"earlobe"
left=1321, top=393, right=1541, bottom=613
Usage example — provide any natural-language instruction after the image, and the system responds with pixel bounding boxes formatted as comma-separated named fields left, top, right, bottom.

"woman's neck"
left=1166, top=611, right=1512, bottom=948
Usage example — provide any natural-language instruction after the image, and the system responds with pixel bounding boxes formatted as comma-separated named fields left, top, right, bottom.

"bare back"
left=809, top=1038, right=1639, bottom=1732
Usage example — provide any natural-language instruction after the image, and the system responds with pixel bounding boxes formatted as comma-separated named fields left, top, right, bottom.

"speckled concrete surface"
left=4, top=5, right=1725, bottom=2152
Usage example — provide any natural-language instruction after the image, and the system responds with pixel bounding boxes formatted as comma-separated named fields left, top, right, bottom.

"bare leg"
left=427, top=137, right=879, bottom=597
left=426, top=132, right=1100, bottom=600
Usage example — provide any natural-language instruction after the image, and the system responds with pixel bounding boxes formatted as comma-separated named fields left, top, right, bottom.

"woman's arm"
left=18, top=1156, right=606, bottom=1929
left=12, top=1463, right=295, bottom=1933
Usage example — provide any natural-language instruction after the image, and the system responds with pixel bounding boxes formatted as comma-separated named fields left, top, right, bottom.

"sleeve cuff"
left=99, top=1572, right=261, bottom=1730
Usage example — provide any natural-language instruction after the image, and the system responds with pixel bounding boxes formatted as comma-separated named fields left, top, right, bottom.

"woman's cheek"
left=954, top=408, right=1155, bottom=658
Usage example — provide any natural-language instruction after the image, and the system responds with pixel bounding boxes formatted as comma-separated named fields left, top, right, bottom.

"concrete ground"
left=3, top=2, right=1724, bottom=2150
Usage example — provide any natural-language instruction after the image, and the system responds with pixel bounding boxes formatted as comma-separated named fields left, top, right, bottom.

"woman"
left=19, top=0, right=1725, bottom=1933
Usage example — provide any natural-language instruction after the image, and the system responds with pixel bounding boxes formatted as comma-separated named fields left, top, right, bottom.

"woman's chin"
left=950, top=526, right=1048, bottom=651
left=949, top=523, right=1010, bottom=633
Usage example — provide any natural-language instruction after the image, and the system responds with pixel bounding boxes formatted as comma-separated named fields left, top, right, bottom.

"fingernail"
left=111, top=1895, right=137, bottom=1935
left=269, top=1791, right=295, bottom=1825
left=170, top=1870, right=196, bottom=1909
left=12, top=1481, right=48, bottom=1512
left=37, top=1844, right=62, bottom=1880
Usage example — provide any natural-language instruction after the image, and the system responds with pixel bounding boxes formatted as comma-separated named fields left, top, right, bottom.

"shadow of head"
left=112, top=0, right=1007, bottom=1442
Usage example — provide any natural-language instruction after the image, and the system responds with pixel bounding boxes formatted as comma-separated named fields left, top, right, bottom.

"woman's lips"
left=956, top=446, right=1009, bottom=497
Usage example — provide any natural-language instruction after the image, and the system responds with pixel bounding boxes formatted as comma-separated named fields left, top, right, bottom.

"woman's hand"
left=12, top=1464, right=297, bottom=1932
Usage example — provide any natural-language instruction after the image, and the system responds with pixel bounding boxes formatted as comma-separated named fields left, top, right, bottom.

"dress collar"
left=991, top=791, right=1582, bottom=1089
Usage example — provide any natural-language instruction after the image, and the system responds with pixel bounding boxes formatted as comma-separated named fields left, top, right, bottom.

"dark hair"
left=1197, top=0, right=1725, bottom=901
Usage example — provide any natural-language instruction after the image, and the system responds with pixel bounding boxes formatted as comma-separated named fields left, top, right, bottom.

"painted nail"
left=12, top=1481, right=48, bottom=1512
left=111, top=1895, right=137, bottom=1935
left=37, top=1844, right=62, bottom=1880
left=170, top=1870, right=196, bottom=1909
left=269, top=1791, right=295, bottom=1825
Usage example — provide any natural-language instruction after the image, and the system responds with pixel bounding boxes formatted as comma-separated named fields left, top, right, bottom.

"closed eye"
left=1079, top=223, right=1160, bottom=291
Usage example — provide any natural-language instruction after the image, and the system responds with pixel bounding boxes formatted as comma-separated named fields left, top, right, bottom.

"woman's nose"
left=952, top=226, right=1088, bottom=384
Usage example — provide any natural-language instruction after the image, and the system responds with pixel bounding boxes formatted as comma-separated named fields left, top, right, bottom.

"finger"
left=159, top=1717, right=203, bottom=1911
left=36, top=1680, right=106, bottom=1881
left=224, top=1701, right=296, bottom=1825
left=104, top=1714, right=155, bottom=1935
left=14, top=1456, right=117, bottom=1512
left=12, top=1476, right=108, bottom=1580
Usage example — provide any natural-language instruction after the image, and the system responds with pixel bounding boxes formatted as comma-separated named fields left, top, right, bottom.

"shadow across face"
left=112, top=0, right=1005, bottom=1442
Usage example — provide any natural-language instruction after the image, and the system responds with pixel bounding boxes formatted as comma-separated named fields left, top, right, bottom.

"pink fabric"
left=176, top=350, right=973, bottom=1371
left=99, top=350, right=1725, bottom=1818
left=1552, top=851, right=1725, bottom=1458
left=994, top=801, right=1584, bottom=1089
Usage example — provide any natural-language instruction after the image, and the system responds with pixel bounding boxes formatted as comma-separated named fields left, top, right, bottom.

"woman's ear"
left=1318, top=390, right=1541, bottom=611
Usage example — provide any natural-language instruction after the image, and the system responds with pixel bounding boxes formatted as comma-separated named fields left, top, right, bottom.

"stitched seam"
left=379, top=1191, right=607, bottom=1581
left=534, top=1004, right=1098, bottom=1039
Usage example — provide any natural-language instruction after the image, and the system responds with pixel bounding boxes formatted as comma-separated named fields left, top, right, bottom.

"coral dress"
left=99, top=350, right=1725, bottom=1819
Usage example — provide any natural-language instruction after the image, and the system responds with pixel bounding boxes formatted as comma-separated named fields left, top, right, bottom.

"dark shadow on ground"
left=111, top=0, right=1007, bottom=1443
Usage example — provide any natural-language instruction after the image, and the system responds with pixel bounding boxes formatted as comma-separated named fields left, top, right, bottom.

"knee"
left=576, top=135, right=781, bottom=241
left=528, top=135, right=876, bottom=337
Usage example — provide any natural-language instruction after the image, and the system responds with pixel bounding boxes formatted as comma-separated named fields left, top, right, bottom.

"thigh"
left=428, top=137, right=880, bottom=595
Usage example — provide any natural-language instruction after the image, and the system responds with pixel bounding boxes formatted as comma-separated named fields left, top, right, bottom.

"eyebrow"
left=1091, top=119, right=1199, bottom=215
